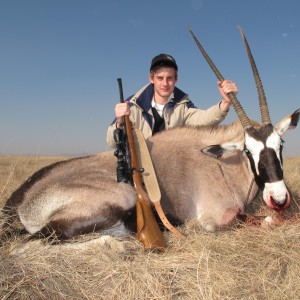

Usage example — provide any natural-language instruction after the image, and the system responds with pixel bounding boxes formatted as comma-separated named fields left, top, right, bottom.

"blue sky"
left=0, top=0, right=299, bottom=157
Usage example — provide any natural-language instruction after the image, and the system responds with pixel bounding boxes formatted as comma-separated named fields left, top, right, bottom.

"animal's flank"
left=5, top=156, right=89, bottom=209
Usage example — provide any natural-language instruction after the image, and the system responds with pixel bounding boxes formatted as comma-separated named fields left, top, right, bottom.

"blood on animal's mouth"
left=270, top=194, right=290, bottom=210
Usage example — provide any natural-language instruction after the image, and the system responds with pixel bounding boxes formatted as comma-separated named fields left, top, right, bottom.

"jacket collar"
left=134, top=83, right=188, bottom=112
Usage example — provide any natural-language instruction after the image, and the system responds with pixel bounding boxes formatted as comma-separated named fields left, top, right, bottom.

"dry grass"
left=1, top=155, right=300, bottom=300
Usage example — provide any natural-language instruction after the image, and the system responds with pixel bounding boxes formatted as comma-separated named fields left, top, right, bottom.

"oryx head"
left=189, top=26, right=300, bottom=210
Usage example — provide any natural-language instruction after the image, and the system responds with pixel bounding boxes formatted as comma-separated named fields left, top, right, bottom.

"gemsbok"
left=2, top=27, right=300, bottom=242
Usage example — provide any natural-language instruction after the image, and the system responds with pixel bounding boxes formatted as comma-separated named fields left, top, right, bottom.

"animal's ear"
left=275, top=108, right=300, bottom=136
left=201, top=141, right=244, bottom=158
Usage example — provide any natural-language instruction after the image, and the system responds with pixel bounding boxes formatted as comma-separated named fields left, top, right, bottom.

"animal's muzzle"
left=264, top=181, right=290, bottom=210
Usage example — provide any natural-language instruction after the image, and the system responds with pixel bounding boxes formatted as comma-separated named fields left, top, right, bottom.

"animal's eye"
left=244, top=147, right=252, bottom=155
left=280, top=139, right=285, bottom=147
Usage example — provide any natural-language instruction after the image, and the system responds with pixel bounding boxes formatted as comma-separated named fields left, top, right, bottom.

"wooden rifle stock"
left=117, top=78, right=167, bottom=251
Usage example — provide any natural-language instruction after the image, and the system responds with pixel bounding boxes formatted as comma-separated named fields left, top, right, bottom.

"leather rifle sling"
left=132, top=127, right=186, bottom=239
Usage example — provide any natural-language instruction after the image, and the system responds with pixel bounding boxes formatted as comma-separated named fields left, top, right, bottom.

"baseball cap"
left=150, top=54, right=178, bottom=71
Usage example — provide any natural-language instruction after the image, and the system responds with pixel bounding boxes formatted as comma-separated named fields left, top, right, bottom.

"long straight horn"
left=237, top=26, right=271, bottom=126
left=188, top=27, right=252, bottom=129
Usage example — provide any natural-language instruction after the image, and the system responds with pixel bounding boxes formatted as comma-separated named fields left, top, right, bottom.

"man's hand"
left=218, top=80, right=238, bottom=112
left=115, top=102, right=130, bottom=128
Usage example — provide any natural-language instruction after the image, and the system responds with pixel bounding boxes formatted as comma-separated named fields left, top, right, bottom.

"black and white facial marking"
left=244, top=125, right=290, bottom=210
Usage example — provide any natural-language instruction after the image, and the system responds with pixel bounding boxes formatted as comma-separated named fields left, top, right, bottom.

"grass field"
left=1, top=155, right=300, bottom=299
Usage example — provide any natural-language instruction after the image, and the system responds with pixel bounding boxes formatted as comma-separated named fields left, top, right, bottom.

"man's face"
left=149, top=67, right=177, bottom=101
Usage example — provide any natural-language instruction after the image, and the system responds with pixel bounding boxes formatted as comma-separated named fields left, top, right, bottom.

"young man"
left=106, top=53, right=238, bottom=148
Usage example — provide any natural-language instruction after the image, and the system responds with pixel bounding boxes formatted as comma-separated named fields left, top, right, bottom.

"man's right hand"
left=115, top=102, right=130, bottom=128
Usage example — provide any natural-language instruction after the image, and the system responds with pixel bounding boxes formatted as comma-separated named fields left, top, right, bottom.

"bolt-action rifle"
left=114, top=78, right=167, bottom=251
